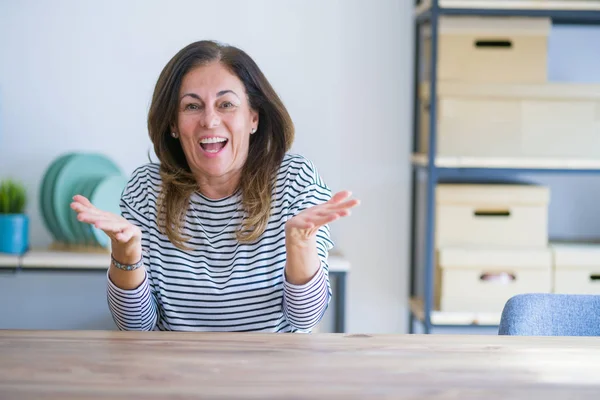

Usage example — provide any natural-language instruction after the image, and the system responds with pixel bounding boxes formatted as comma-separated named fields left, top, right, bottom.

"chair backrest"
left=498, top=293, right=600, bottom=336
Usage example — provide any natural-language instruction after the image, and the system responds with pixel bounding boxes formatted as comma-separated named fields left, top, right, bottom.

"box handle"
left=474, top=209, right=510, bottom=218
left=474, top=39, right=513, bottom=49
left=480, top=272, right=516, bottom=284
left=590, top=274, right=600, bottom=282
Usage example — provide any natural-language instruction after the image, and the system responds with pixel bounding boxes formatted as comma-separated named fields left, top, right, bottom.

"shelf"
left=418, top=0, right=600, bottom=11
left=410, top=297, right=501, bottom=326
left=0, top=249, right=352, bottom=273
left=411, top=154, right=600, bottom=175
left=0, top=254, right=19, bottom=268
left=410, top=0, right=600, bottom=334
left=20, top=250, right=110, bottom=269
left=416, top=0, right=600, bottom=23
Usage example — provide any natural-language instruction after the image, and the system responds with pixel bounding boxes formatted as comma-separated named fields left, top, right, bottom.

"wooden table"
left=1, top=331, right=600, bottom=399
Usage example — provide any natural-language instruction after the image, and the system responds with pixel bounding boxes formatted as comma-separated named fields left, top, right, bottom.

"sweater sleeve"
left=282, top=157, right=334, bottom=331
left=106, top=164, right=159, bottom=331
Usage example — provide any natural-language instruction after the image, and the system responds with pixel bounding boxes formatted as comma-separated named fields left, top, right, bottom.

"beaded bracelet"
left=111, top=254, right=144, bottom=271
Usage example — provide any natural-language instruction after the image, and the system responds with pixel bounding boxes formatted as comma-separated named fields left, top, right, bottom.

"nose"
left=202, top=106, right=221, bottom=129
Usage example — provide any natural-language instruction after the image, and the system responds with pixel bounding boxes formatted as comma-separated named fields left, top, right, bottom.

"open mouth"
left=199, top=137, right=228, bottom=155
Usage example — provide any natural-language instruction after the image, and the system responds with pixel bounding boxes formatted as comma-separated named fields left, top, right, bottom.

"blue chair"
left=498, top=293, right=600, bottom=336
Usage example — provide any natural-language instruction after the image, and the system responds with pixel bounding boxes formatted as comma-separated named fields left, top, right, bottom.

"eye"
left=185, top=103, right=200, bottom=111
left=220, top=101, right=235, bottom=109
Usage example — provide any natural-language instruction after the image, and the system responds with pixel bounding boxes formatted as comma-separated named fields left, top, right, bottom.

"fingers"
left=310, top=213, right=342, bottom=227
left=286, top=217, right=314, bottom=230
left=312, top=201, right=356, bottom=218
left=71, top=197, right=99, bottom=218
left=71, top=201, right=97, bottom=215
left=327, top=191, right=352, bottom=205
left=337, top=198, right=360, bottom=209
left=71, top=195, right=97, bottom=212
left=71, top=195, right=109, bottom=217
left=290, top=211, right=342, bottom=231
left=90, top=218, right=131, bottom=233
left=318, top=200, right=360, bottom=216
left=286, top=190, right=360, bottom=236
left=291, top=195, right=359, bottom=228
left=72, top=195, right=125, bottom=223
left=76, top=212, right=130, bottom=234
left=325, top=191, right=360, bottom=211
left=72, top=194, right=93, bottom=207
left=75, top=210, right=109, bottom=225
left=337, top=209, right=351, bottom=218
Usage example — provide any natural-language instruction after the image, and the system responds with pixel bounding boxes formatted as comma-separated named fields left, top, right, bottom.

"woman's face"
left=175, top=62, right=258, bottom=181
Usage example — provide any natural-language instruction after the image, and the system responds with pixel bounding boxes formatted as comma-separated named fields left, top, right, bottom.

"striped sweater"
left=106, top=153, right=334, bottom=332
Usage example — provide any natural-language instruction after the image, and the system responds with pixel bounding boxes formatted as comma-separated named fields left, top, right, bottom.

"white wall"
left=0, top=0, right=413, bottom=333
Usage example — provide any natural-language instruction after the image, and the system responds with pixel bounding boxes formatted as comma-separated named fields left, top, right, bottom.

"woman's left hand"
left=285, top=190, right=360, bottom=245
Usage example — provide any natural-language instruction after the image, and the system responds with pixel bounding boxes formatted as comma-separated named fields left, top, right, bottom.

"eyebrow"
left=180, top=90, right=240, bottom=101
left=217, top=90, right=240, bottom=99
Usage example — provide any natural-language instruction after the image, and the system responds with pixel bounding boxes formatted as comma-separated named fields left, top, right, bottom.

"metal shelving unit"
left=409, top=0, right=600, bottom=334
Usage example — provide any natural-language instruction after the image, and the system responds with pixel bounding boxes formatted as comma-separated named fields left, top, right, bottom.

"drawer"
left=419, top=82, right=600, bottom=159
left=435, top=246, right=552, bottom=313
left=422, top=16, right=550, bottom=84
left=436, top=184, right=549, bottom=247
left=552, top=243, right=600, bottom=294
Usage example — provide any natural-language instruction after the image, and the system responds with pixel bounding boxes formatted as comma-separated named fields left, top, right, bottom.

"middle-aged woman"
left=71, top=40, right=359, bottom=332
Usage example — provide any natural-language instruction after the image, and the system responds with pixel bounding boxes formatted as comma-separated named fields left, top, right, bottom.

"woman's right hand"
left=70, top=194, right=142, bottom=259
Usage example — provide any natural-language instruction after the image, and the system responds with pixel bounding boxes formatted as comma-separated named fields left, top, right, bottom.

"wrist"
left=111, top=239, right=142, bottom=264
left=285, top=225, right=317, bottom=249
left=285, top=234, right=316, bottom=251
left=284, top=241, right=320, bottom=285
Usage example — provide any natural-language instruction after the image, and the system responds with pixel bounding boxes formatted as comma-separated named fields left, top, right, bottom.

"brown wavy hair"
left=147, top=40, right=294, bottom=249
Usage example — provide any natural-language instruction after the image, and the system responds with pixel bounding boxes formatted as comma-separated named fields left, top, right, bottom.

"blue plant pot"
left=0, top=214, right=29, bottom=255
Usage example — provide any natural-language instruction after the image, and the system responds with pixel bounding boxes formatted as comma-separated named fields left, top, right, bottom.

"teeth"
left=205, top=149, right=219, bottom=153
left=200, top=137, right=227, bottom=144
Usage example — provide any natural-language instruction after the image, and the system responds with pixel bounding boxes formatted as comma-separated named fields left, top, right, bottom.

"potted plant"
left=0, top=179, right=29, bottom=254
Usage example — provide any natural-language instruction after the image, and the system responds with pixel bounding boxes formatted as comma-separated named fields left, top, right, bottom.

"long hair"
left=147, top=40, right=294, bottom=249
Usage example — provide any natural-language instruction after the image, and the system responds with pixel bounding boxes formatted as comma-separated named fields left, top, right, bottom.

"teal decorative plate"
left=39, top=153, right=76, bottom=243
left=68, top=176, right=104, bottom=245
left=89, top=175, right=128, bottom=248
left=52, top=153, right=122, bottom=244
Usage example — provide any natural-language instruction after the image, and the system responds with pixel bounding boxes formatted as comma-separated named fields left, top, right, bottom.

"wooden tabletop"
left=1, top=331, right=600, bottom=399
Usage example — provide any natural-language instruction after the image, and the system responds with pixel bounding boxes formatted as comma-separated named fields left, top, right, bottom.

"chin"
left=194, top=160, right=232, bottom=178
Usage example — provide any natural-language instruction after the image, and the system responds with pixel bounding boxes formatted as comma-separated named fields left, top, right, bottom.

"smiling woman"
left=70, top=40, right=359, bottom=332
left=174, top=63, right=260, bottom=205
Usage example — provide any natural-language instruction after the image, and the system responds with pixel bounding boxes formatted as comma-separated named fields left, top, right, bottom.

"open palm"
left=70, top=195, right=141, bottom=245
left=285, top=191, right=360, bottom=242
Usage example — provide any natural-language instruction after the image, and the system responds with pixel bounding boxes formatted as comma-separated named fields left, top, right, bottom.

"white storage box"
left=435, top=246, right=552, bottom=313
left=551, top=243, right=600, bottom=294
left=436, top=184, right=549, bottom=247
left=422, top=16, right=550, bottom=84
left=419, top=82, right=600, bottom=159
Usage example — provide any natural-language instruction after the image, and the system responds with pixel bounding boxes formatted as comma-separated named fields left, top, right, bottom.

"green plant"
left=0, top=179, right=27, bottom=214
